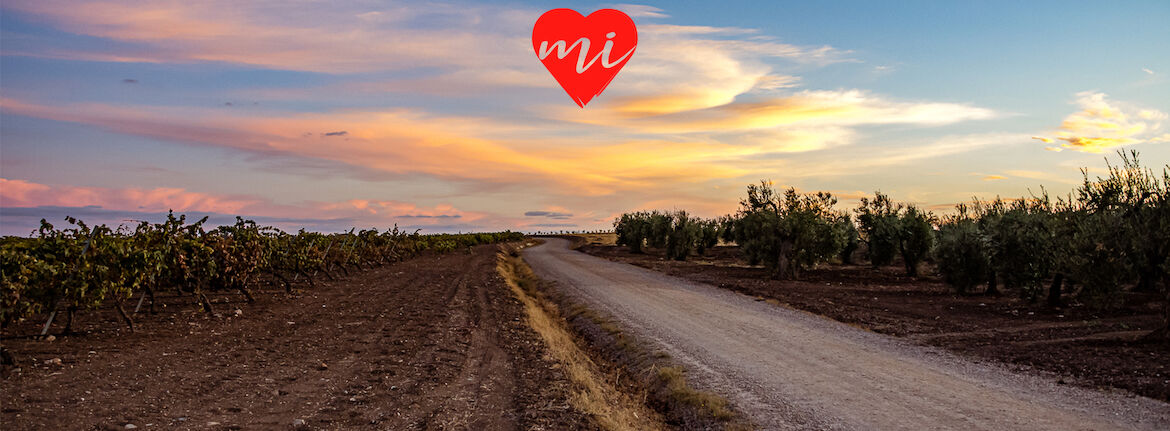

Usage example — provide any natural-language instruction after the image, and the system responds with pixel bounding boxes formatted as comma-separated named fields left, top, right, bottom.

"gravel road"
left=524, top=238, right=1170, bottom=430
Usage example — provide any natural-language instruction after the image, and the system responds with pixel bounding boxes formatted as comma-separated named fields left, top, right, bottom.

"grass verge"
left=498, top=242, right=752, bottom=430
left=497, top=244, right=665, bottom=431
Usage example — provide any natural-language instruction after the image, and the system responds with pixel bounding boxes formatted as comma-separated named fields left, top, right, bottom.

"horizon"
left=2, top=1, right=1168, bottom=235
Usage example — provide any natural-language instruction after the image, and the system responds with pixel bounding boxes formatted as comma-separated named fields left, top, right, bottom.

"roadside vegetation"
left=614, top=151, right=1170, bottom=341
left=498, top=243, right=751, bottom=430
left=0, top=212, right=522, bottom=337
left=497, top=244, right=665, bottom=431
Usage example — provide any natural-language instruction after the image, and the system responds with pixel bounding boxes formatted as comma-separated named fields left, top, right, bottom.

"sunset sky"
left=2, top=1, right=1168, bottom=235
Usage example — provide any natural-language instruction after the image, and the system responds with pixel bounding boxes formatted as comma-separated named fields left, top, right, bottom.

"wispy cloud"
left=2, top=1, right=536, bottom=74
left=525, top=210, right=573, bottom=219
left=609, top=4, right=670, bottom=18
left=560, top=89, right=996, bottom=135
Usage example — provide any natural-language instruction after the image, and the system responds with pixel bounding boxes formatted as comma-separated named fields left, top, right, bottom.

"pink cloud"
left=0, top=177, right=483, bottom=229
left=2, top=0, right=535, bottom=74
left=1, top=178, right=258, bottom=214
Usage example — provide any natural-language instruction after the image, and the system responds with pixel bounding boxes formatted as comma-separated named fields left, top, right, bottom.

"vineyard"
left=614, top=151, right=1170, bottom=340
left=0, top=212, right=522, bottom=335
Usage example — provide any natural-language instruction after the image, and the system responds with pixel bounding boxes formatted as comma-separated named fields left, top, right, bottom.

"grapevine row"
left=0, top=211, right=523, bottom=332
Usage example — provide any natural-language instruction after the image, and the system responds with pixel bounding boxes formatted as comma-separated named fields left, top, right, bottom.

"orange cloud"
left=557, top=90, right=996, bottom=135
left=1035, top=92, right=1167, bottom=153
left=0, top=97, right=753, bottom=197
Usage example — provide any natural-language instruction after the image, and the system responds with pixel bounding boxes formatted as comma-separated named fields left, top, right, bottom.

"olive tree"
left=934, top=206, right=991, bottom=295
left=856, top=192, right=936, bottom=277
left=727, top=181, right=846, bottom=280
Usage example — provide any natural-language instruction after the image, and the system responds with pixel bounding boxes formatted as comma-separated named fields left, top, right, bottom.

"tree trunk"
left=270, top=270, right=292, bottom=293
left=1135, top=270, right=1158, bottom=293
left=986, top=270, right=1000, bottom=296
left=1047, top=273, right=1064, bottom=308
left=298, top=270, right=317, bottom=288
left=1145, top=273, right=1170, bottom=342
left=146, top=285, right=157, bottom=314
left=774, top=241, right=794, bottom=280
left=62, top=305, right=78, bottom=335
left=772, top=257, right=787, bottom=280
left=198, top=293, right=214, bottom=314
left=237, top=285, right=256, bottom=303
left=1160, top=273, right=1169, bottom=340
left=0, top=346, right=14, bottom=366
left=114, top=299, right=134, bottom=332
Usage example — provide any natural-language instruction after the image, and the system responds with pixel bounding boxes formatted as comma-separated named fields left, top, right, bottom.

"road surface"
left=523, top=238, right=1170, bottom=430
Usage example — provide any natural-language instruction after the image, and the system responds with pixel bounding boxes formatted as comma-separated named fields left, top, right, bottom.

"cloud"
left=1001, top=169, right=1079, bottom=185
left=0, top=177, right=485, bottom=235
left=0, top=1, right=1014, bottom=229
left=567, top=24, right=850, bottom=117
left=0, top=178, right=258, bottom=215
left=1035, top=91, right=1167, bottom=153
left=2, top=0, right=537, bottom=74
left=1143, top=68, right=1156, bottom=75
left=0, top=97, right=752, bottom=196
left=982, top=175, right=1006, bottom=181
left=560, top=89, right=996, bottom=135
left=525, top=210, right=573, bottom=219
left=609, top=4, right=670, bottom=18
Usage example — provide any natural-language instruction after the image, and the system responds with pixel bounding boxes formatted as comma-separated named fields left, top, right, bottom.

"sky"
left=1, top=0, right=1168, bottom=235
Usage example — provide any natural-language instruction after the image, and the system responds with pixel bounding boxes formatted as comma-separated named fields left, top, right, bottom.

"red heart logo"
left=532, top=9, right=637, bottom=108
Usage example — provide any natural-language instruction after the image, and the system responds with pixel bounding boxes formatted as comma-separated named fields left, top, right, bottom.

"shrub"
left=837, top=214, right=860, bottom=264
left=726, top=181, right=846, bottom=279
left=856, top=193, right=936, bottom=276
left=986, top=198, right=1058, bottom=301
left=694, top=219, right=721, bottom=256
left=614, top=212, right=651, bottom=253
left=934, top=210, right=991, bottom=295
left=855, top=192, right=902, bottom=267
left=898, top=205, right=936, bottom=277
left=665, top=211, right=697, bottom=261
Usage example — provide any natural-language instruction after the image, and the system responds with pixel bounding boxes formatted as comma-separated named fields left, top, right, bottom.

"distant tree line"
left=614, top=151, right=1170, bottom=340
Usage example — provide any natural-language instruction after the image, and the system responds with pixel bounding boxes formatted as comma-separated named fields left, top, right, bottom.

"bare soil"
left=578, top=243, right=1170, bottom=403
left=1, top=245, right=594, bottom=430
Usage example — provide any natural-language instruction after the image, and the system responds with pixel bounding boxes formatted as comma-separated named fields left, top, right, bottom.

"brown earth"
left=577, top=241, right=1170, bottom=403
left=1, top=245, right=595, bottom=430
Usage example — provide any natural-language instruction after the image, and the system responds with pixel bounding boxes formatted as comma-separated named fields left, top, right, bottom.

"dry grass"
left=565, top=233, right=618, bottom=247
left=653, top=366, right=737, bottom=422
left=496, top=246, right=665, bottom=431
left=500, top=243, right=751, bottom=430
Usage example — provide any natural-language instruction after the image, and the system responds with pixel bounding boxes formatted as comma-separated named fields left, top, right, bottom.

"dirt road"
left=524, top=238, right=1170, bottom=430
left=3, top=245, right=591, bottom=430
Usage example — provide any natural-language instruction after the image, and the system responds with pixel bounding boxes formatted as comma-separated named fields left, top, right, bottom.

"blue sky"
left=1, top=1, right=1168, bottom=235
